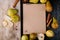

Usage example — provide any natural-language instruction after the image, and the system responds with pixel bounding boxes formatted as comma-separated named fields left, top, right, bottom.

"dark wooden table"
left=45, top=0, right=60, bottom=40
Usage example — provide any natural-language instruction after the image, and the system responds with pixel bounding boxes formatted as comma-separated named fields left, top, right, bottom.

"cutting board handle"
left=13, top=0, right=19, bottom=8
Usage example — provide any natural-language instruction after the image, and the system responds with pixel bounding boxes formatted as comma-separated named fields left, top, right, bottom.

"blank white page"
left=23, top=4, right=46, bottom=34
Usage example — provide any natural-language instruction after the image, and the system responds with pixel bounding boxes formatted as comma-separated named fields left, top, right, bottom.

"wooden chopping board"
left=23, top=4, right=46, bottom=34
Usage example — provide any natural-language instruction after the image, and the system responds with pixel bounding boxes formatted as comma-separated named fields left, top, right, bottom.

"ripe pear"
left=21, top=35, right=28, bottom=40
left=53, top=17, right=57, bottom=23
left=7, top=8, right=18, bottom=17
left=51, top=23, right=58, bottom=29
left=29, top=0, right=39, bottom=3
left=51, top=17, right=58, bottom=29
left=11, top=15, right=20, bottom=23
left=30, top=33, right=37, bottom=39
left=40, top=0, right=47, bottom=4
left=46, top=1, right=53, bottom=12
left=46, top=30, right=54, bottom=37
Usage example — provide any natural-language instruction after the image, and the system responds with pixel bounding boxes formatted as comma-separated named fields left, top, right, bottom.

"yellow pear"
left=7, top=8, right=18, bottom=17
left=40, top=0, right=47, bottom=4
left=21, top=35, right=28, bottom=40
left=11, top=15, right=20, bottom=23
left=46, top=30, right=54, bottom=37
left=30, top=33, right=37, bottom=39
left=51, top=23, right=58, bottom=29
left=51, top=17, right=59, bottom=29
left=53, top=17, right=57, bottom=23
left=46, top=1, right=53, bottom=12
left=29, top=0, right=39, bottom=3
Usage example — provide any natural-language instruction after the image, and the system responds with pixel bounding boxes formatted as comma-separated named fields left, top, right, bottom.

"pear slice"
left=4, top=15, right=12, bottom=21
left=3, top=20, right=8, bottom=27
left=3, top=15, right=13, bottom=28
